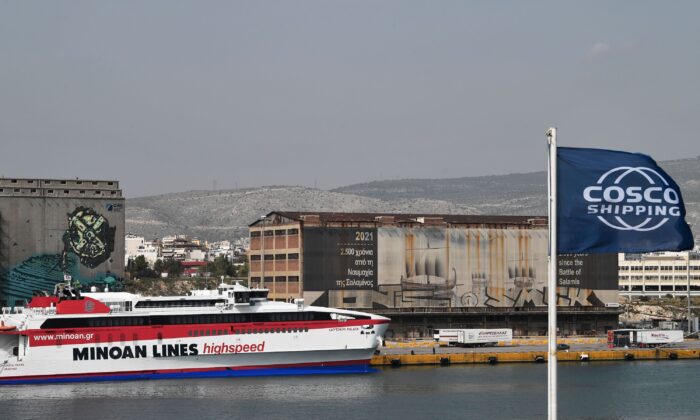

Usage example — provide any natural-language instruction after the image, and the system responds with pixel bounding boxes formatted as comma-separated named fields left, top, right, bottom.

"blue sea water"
left=1, top=360, right=697, bottom=420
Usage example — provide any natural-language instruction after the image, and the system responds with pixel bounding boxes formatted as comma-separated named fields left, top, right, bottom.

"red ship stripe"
left=26, top=319, right=388, bottom=346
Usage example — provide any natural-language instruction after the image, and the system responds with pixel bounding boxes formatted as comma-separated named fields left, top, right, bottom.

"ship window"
left=211, top=330, right=217, bottom=336
left=234, top=329, right=240, bottom=334
left=246, top=329, right=251, bottom=334
left=276, top=328, right=281, bottom=333
left=188, top=331, right=192, bottom=337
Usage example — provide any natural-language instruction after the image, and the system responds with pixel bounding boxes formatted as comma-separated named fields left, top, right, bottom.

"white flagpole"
left=546, top=127, right=558, bottom=420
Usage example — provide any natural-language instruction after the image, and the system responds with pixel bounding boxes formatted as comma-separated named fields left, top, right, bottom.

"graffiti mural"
left=62, top=207, right=116, bottom=268
left=0, top=206, right=119, bottom=306
left=0, top=253, right=120, bottom=307
left=322, top=227, right=619, bottom=309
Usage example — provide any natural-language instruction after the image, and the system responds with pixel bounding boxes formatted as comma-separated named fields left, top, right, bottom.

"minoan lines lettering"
left=73, top=345, right=148, bottom=361
left=72, top=343, right=199, bottom=361
left=152, top=343, right=199, bottom=358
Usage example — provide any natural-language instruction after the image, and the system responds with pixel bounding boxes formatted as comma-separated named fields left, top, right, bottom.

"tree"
left=127, top=255, right=158, bottom=278
left=128, top=256, right=149, bottom=277
left=162, top=259, right=183, bottom=277
left=211, top=255, right=236, bottom=278
left=238, top=258, right=249, bottom=277
left=153, top=259, right=165, bottom=275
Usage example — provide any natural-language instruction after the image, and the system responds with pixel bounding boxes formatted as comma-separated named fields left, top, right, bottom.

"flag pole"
left=546, top=127, right=558, bottom=420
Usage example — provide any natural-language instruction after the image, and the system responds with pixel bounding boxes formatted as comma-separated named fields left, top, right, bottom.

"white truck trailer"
left=435, top=328, right=512, bottom=347
left=608, top=329, right=684, bottom=348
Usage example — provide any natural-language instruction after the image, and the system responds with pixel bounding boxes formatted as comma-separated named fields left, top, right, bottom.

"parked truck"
left=608, top=329, right=684, bottom=348
left=434, top=328, right=513, bottom=347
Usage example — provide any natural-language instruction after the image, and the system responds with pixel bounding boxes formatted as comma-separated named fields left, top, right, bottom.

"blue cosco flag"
left=557, top=147, right=694, bottom=253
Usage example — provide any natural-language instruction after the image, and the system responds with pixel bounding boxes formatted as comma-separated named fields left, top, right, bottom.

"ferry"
left=0, top=282, right=389, bottom=384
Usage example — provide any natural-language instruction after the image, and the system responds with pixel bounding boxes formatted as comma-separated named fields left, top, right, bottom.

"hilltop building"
left=0, top=178, right=125, bottom=306
left=160, top=235, right=205, bottom=261
left=249, top=211, right=620, bottom=338
left=618, top=248, right=700, bottom=299
left=124, top=234, right=160, bottom=266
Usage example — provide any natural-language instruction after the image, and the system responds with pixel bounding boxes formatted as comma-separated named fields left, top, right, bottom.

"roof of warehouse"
left=250, top=211, right=547, bottom=227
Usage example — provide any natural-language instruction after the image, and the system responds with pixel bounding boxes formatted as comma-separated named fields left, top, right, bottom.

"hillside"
left=126, top=186, right=479, bottom=241
left=126, top=157, right=700, bottom=241
left=334, top=157, right=700, bottom=231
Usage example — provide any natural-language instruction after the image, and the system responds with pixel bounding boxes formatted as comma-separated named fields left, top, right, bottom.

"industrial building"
left=249, top=211, right=620, bottom=338
left=0, top=178, right=125, bottom=306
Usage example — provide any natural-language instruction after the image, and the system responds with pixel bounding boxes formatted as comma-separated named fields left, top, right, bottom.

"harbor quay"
left=372, top=338, right=700, bottom=366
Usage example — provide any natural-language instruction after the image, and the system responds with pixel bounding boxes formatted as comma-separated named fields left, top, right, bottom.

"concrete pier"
left=371, top=348, right=700, bottom=366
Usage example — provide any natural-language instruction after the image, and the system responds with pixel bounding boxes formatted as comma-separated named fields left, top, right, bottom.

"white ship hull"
left=0, top=284, right=389, bottom=384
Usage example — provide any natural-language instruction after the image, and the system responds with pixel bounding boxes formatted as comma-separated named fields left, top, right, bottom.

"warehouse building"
left=0, top=178, right=125, bottom=306
left=249, top=211, right=619, bottom=338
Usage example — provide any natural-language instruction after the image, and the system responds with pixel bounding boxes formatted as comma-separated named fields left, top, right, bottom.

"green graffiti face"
left=63, top=207, right=115, bottom=268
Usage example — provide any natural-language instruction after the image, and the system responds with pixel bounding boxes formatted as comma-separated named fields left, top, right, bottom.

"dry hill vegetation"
left=126, top=157, right=699, bottom=242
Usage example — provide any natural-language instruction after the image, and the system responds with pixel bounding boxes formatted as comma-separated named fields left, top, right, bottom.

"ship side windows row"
left=187, top=326, right=309, bottom=336
left=135, top=299, right=225, bottom=309
left=40, top=311, right=341, bottom=329
left=232, top=326, right=309, bottom=334
left=189, top=329, right=230, bottom=337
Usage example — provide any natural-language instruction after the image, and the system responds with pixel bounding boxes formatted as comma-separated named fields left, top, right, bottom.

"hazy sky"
left=1, top=1, right=699, bottom=197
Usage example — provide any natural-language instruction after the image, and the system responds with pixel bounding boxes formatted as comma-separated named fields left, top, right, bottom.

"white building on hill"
left=619, top=246, right=700, bottom=299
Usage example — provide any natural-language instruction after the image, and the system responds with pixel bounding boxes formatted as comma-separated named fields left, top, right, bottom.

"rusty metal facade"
left=325, top=226, right=618, bottom=309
